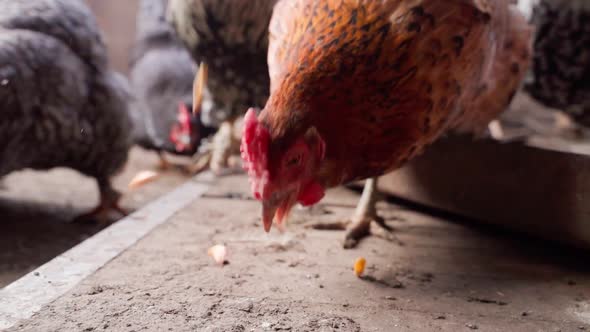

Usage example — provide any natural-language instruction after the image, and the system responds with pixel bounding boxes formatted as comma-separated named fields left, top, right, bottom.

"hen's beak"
left=261, top=190, right=296, bottom=233
left=262, top=199, right=279, bottom=233
left=192, top=62, right=208, bottom=116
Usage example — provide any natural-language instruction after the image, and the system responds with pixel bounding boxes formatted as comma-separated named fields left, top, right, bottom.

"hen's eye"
left=286, top=155, right=301, bottom=167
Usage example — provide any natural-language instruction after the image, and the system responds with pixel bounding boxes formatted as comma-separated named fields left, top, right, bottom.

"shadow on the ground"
left=0, top=197, right=105, bottom=288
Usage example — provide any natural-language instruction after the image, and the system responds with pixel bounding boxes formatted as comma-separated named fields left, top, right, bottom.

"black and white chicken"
left=517, top=0, right=590, bottom=130
left=0, top=0, right=133, bottom=223
left=166, top=0, right=277, bottom=173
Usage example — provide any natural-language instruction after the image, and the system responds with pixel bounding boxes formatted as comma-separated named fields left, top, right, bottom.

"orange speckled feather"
left=262, top=0, right=532, bottom=187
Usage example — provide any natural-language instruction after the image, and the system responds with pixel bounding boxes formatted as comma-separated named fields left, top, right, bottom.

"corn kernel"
left=354, top=257, right=366, bottom=277
left=128, top=170, right=159, bottom=189
left=207, top=244, right=228, bottom=265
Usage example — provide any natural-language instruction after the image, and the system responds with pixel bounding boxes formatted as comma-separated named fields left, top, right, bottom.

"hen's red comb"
left=169, top=102, right=193, bottom=152
left=240, top=108, right=270, bottom=199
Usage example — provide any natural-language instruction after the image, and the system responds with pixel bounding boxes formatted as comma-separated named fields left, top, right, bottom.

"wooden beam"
left=373, top=136, right=590, bottom=249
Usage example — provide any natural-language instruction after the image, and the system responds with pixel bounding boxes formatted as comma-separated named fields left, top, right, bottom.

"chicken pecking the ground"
left=0, top=0, right=133, bottom=224
left=521, top=0, right=590, bottom=129
left=130, top=0, right=217, bottom=170
left=241, top=0, right=532, bottom=248
left=166, top=0, right=278, bottom=174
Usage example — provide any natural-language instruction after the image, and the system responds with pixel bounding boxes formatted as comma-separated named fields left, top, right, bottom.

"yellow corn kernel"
left=354, top=257, right=366, bottom=277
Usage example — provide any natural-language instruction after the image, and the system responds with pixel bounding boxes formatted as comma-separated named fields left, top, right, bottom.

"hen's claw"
left=185, top=119, right=241, bottom=176
left=487, top=120, right=505, bottom=141
left=155, top=152, right=195, bottom=174
left=72, top=184, right=127, bottom=225
left=156, top=152, right=172, bottom=171
left=305, top=178, right=393, bottom=248
left=72, top=201, right=127, bottom=225
left=343, top=213, right=393, bottom=249
left=185, top=150, right=212, bottom=175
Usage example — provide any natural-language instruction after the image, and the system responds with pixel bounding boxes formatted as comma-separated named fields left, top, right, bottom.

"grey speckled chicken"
left=130, top=0, right=216, bottom=169
left=522, top=0, right=590, bottom=127
left=167, top=0, right=277, bottom=173
left=0, top=0, right=133, bottom=223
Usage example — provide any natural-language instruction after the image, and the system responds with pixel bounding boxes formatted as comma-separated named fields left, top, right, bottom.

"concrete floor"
left=3, top=174, right=589, bottom=331
left=0, top=148, right=190, bottom=288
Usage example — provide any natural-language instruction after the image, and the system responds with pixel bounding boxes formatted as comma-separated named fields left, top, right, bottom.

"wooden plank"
left=374, top=135, right=590, bottom=249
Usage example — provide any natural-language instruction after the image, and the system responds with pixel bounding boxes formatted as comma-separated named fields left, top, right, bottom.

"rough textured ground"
left=5, top=175, right=589, bottom=332
left=0, top=148, right=190, bottom=288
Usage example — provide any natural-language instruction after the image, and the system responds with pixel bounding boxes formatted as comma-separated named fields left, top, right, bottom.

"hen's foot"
left=307, top=212, right=397, bottom=248
left=184, top=150, right=212, bottom=175
left=304, top=178, right=394, bottom=248
left=155, top=152, right=193, bottom=174
left=72, top=185, right=127, bottom=225
left=185, top=120, right=241, bottom=176
left=554, top=111, right=585, bottom=139
left=156, top=153, right=172, bottom=171
left=343, top=212, right=393, bottom=249
left=210, top=120, right=240, bottom=175
left=72, top=202, right=127, bottom=225
left=487, top=120, right=505, bottom=141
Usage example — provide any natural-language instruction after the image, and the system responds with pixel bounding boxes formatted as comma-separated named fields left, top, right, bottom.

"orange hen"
left=241, top=0, right=532, bottom=247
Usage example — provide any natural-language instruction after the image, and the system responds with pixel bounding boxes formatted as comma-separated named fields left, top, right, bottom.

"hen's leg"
left=185, top=119, right=240, bottom=175
left=156, top=151, right=188, bottom=174
left=185, top=150, right=212, bottom=174
left=306, top=177, right=395, bottom=247
left=157, top=151, right=171, bottom=171
left=487, top=120, right=505, bottom=141
left=342, top=177, right=392, bottom=249
left=209, top=119, right=240, bottom=174
left=73, top=180, right=127, bottom=225
left=554, top=111, right=584, bottom=139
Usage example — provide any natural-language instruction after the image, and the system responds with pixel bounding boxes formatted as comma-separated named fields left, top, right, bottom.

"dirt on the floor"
left=6, top=175, right=590, bottom=332
left=0, top=148, right=191, bottom=288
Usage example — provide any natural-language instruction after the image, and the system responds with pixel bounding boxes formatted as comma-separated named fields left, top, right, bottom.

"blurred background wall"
left=86, top=0, right=140, bottom=74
